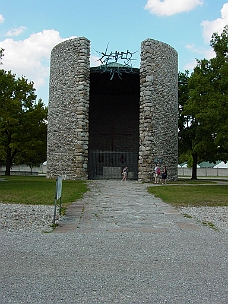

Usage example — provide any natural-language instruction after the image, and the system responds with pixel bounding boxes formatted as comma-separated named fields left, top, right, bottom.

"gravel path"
left=0, top=180, right=227, bottom=303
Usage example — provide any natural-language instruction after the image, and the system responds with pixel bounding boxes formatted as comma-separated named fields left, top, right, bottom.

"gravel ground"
left=0, top=203, right=56, bottom=233
left=178, top=206, right=228, bottom=232
left=0, top=181, right=228, bottom=303
left=0, top=203, right=227, bottom=233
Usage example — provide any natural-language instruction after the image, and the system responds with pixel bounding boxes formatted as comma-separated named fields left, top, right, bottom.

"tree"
left=178, top=26, right=228, bottom=179
left=0, top=69, right=47, bottom=175
left=208, top=26, right=228, bottom=161
left=178, top=70, right=204, bottom=179
left=178, top=70, right=191, bottom=163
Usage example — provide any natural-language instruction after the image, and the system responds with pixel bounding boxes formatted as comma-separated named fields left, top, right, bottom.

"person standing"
left=161, top=166, right=167, bottom=184
left=122, top=166, right=128, bottom=181
left=154, top=164, right=160, bottom=184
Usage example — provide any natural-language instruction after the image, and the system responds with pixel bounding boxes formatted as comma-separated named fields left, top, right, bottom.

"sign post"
left=53, top=176, right=63, bottom=224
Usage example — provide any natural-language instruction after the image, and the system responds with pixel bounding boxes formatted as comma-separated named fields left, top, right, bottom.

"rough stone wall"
left=139, top=39, right=178, bottom=181
left=47, top=37, right=90, bottom=179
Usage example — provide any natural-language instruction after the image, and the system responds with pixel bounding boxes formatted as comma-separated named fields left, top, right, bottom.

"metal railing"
left=89, top=151, right=138, bottom=180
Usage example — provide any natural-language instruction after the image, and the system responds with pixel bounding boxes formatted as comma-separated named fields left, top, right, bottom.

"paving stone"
left=54, top=180, right=203, bottom=234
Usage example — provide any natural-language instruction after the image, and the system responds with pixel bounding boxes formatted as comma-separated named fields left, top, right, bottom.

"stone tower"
left=47, top=37, right=178, bottom=181
left=47, top=37, right=90, bottom=179
left=139, top=39, right=178, bottom=181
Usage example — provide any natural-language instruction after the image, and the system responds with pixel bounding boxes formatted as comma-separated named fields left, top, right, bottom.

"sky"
left=0, top=0, right=228, bottom=105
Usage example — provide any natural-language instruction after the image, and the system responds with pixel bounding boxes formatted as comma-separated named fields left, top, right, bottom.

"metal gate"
left=89, top=151, right=138, bottom=180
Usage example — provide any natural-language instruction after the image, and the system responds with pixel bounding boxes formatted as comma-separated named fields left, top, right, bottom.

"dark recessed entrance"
left=89, top=66, right=140, bottom=179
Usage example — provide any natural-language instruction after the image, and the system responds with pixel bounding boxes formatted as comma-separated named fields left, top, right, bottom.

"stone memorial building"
left=47, top=37, right=178, bottom=181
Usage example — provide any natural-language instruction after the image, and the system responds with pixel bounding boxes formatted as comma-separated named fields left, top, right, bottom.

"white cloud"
left=0, top=14, right=4, bottom=24
left=184, top=59, right=197, bottom=71
left=90, top=55, right=101, bottom=67
left=185, top=44, right=215, bottom=58
left=184, top=3, right=228, bottom=71
left=144, top=0, right=203, bottom=16
left=201, top=3, right=228, bottom=42
left=5, top=26, right=27, bottom=37
left=184, top=44, right=215, bottom=71
left=0, top=30, right=75, bottom=92
left=0, top=29, right=99, bottom=103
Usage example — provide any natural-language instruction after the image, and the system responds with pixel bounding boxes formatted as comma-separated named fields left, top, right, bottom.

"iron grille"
left=89, top=151, right=138, bottom=180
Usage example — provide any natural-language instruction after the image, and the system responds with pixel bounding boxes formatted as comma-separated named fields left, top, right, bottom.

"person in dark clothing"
left=161, top=166, right=167, bottom=184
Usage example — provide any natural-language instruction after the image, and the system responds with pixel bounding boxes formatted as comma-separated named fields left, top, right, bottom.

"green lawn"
left=148, top=179, right=228, bottom=207
left=0, top=176, right=87, bottom=206
left=1, top=176, right=227, bottom=208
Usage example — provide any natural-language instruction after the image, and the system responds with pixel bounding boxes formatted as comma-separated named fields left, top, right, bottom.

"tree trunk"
left=5, top=146, right=17, bottom=176
left=191, top=153, right=198, bottom=180
left=5, top=149, right=12, bottom=176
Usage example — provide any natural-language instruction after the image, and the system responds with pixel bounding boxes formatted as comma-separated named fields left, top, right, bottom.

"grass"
left=147, top=179, right=228, bottom=207
left=168, top=179, right=216, bottom=184
left=0, top=176, right=87, bottom=208
left=1, top=176, right=227, bottom=209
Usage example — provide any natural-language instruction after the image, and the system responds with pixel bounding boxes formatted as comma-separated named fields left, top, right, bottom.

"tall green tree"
left=178, top=70, right=191, bottom=162
left=179, top=26, right=228, bottom=179
left=178, top=70, right=203, bottom=179
left=208, top=26, right=228, bottom=160
left=0, top=69, right=47, bottom=175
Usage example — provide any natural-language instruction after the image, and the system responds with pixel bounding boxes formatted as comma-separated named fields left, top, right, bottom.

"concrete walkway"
left=1, top=180, right=227, bottom=303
